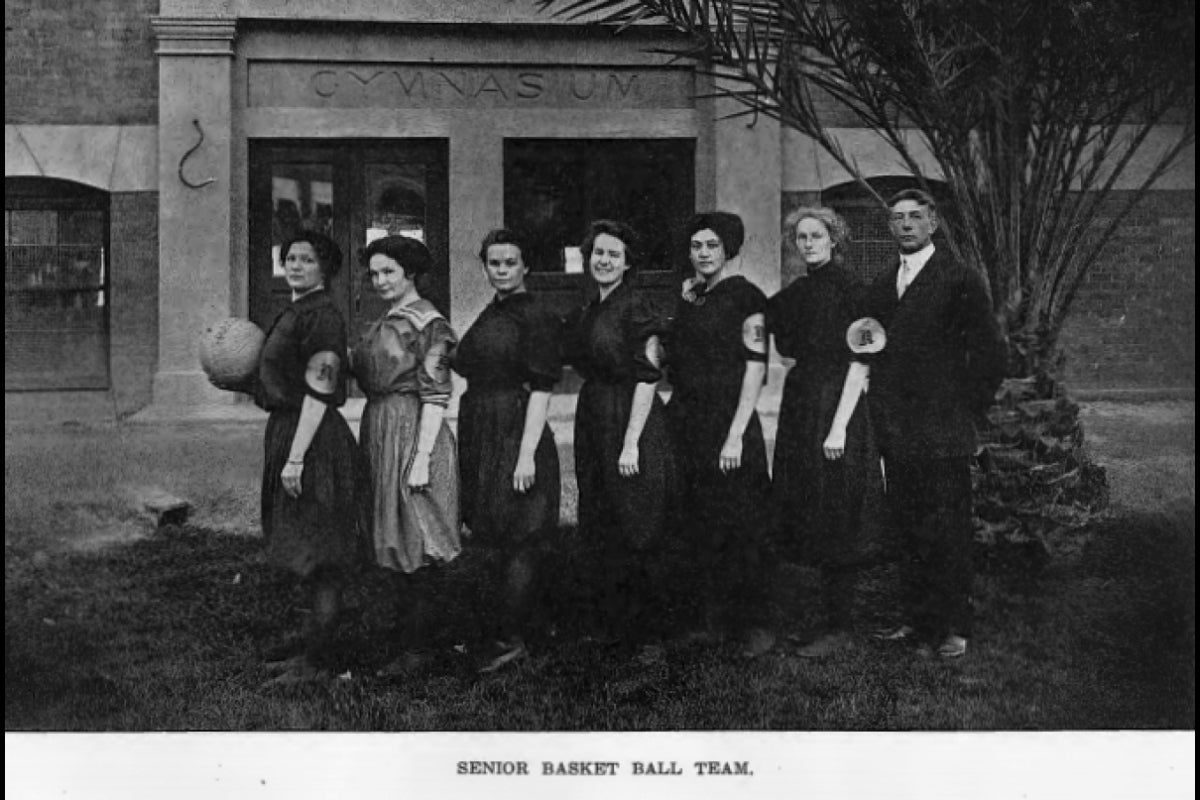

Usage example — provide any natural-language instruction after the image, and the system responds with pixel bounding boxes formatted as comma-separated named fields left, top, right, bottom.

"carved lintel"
left=152, top=16, right=238, bottom=56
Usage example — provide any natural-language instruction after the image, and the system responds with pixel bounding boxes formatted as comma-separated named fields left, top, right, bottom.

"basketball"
left=199, top=318, right=265, bottom=390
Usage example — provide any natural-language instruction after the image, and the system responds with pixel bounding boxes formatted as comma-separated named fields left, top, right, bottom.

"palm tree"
left=543, top=0, right=1194, bottom=560
left=542, top=0, right=1194, bottom=380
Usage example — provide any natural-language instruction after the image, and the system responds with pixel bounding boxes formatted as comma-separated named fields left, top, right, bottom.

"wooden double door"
left=249, top=140, right=450, bottom=348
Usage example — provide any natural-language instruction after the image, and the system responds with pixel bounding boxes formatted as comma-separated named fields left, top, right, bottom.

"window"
left=270, top=165, right=335, bottom=277
left=5, top=178, right=110, bottom=390
left=821, top=178, right=953, bottom=283
left=249, top=140, right=450, bottom=338
left=504, top=138, right=695, bottom=275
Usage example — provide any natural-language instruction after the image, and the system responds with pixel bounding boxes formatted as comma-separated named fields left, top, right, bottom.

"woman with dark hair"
left=667, top=211, right=776, bottom=658
left=352, top=234, right=461, bottom=674
left=767, top=206, right=884, bottom=658
left=564, top=219, right=676, bottom=660
left=454, top=228, right=563, bottom=673
left=257, top=230, right=371, bottom=685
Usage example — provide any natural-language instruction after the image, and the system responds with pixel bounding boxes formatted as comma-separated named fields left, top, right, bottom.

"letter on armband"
left=305, top=351, right=340, bottom=395
left=846, top=317, right=886, bottom=354
left=742, top=313, right=767, bottom=355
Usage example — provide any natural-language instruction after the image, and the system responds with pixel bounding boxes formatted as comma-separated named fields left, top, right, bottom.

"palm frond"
left=539, top=0, right=1195, bottom=372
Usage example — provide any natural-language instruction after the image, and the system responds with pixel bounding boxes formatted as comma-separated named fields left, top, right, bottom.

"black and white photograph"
left=5, top=0, right=1194, bottom=796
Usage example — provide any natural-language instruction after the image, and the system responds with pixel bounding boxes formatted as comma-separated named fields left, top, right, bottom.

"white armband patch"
left=645, top=335, right=663, bottom=369
left=742, top=313, right=767, bottom=355
left=846, top=317, right=886, bottom=354
left=305, top=350, right=340, bottom=395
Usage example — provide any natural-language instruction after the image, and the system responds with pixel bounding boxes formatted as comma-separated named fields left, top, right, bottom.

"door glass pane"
left=251, top=145, right=447, bottom=351
left=364, top=162, right=427, bottom=246
left=271, top=165, right=334, bottom=277
left=357, top=161, right=430, bottom=333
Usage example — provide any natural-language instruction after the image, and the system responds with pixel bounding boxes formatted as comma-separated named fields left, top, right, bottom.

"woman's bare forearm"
left=726, top=360, right=767, bottom=444
left=828, top=361, right=868, bottom=436
left=520, top=390, right=552, bottom=460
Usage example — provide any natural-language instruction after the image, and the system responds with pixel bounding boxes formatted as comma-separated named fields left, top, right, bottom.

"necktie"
left=897, top=258, right=914, bottom=298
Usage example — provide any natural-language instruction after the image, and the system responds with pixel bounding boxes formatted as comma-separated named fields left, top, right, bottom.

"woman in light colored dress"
left=352, top=235, right=461, bottom=672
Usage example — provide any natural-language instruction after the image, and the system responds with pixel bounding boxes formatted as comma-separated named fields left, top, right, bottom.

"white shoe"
left=937, top=635, right=968, bottom=659
left=478, top=639, right=527, bottom=674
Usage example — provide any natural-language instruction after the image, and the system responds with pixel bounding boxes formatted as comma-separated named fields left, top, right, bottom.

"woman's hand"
left=823, top=427, right=847, bottom=460
left=618, top=443, right=640, bottom=478
left=513, top=453, right=537, bottom=493
left=281, top=461, right=304, bottom=498
left=719, top=435, right=743, bottom=473
left=407, top=451, right=431, bottom=492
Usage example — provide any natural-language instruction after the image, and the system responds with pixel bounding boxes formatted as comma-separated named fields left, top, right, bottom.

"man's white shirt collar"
left=897, top=243, right=935, bottom=297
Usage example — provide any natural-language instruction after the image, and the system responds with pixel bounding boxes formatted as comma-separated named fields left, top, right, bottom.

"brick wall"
left=4, top=0, right=158, bottom=125
left=1058, top=191, right=1195, bottom=391
left=109, top=192, right=158, bottom=416
left=781, top=189, right=1196, bottom=393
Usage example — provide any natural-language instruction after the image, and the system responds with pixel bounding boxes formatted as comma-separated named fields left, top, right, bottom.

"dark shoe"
left=796, top=631, right=855, bottom=659
left=674, top=626, right=723, bottom=646
left=376, top=650, right=433, bottom=678
left=686, top=630, right=722, bottom=645
left=739, top=627, right=777, bottom=659
left=260, top=658, right=329, bottom=688
left=478, top=639, right=527, bottom=674
left=581, top=631, right=622, bottom=647
left=635, top=643, right=666, bottom=667
left=262, top=637, right=304, bottom=663
left=937, top=635, right=968, bottom=659
left=263, top=654, right=308, bottom=675
left=873, top=624, right=915, bottom=642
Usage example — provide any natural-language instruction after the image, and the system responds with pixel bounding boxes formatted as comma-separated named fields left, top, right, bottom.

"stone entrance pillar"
left=712, top=96, right=784, bottom=423
left=149, top=16, right=238, bottom=409
left=713, top=96, right=782, bottom=297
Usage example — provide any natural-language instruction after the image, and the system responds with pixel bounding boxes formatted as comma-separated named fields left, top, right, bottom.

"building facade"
left=5, top=0, right=1194, bottom=423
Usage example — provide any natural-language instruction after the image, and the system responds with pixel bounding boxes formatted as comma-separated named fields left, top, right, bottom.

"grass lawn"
left=4, top=403, right=1194, bottom=731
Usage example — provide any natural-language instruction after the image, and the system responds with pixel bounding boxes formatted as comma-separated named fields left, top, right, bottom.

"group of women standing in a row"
left=253, top=205, right=880, bottom=683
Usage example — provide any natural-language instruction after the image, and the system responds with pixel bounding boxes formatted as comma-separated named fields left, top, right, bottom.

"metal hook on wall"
left=178, top=119, right=215, bottom=190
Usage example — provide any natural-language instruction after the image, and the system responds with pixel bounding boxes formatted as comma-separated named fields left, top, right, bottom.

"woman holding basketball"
left=256, top=230, right=371, bottom=685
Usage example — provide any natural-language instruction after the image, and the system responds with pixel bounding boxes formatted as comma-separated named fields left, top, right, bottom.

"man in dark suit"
left=865, top=189, right=1006, bottom=658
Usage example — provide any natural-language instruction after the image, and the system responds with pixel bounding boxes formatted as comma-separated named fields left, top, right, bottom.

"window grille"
left=5, top=179, right=110, bottom=390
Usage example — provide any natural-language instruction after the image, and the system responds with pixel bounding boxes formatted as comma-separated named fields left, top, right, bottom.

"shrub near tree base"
left=973, top=377, right=1109, bottom=577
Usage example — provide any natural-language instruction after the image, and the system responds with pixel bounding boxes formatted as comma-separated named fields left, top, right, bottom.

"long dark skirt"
left=669, top=394, right=773, bottom=627
left=574, top=379, right=676, bottom=550
left=261, top=407, right=371, bottom=578
left=458, top=386, right=560, bottom=545
left=772, top=372, right=886, bottom=567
